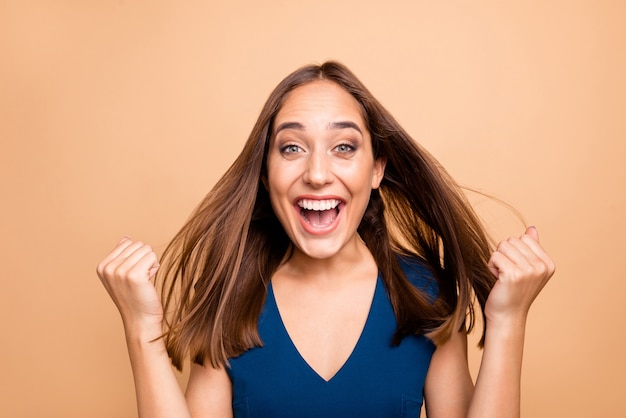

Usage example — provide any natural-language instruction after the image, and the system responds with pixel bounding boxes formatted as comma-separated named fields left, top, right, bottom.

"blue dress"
left=227, top=257, right=437, bottom=417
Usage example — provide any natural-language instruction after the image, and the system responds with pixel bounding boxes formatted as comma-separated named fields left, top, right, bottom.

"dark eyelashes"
left=277, top=140, right=359, bottom=155
left=279, top=143, right=302, bottom=154
left=335, top=143, right=357, bottom=153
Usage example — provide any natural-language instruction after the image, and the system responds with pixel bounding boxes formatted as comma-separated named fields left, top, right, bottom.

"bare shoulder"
left=423, top=330, right=474, bottom=418
left=185, top=361, right=233, bottom=418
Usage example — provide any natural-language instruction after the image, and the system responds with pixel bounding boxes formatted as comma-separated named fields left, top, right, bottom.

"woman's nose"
left=303, top=150, right=333, bottom=187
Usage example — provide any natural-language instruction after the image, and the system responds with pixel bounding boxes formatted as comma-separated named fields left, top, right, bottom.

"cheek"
left=265, top=156, right=285, bottom=191
left=266, top=169, right=294, bottom=215
left=267, top=157, right=305, bottom=189
left=267, top=168, right=288, bottom=195
left=337, top=162, right=376, bottom=190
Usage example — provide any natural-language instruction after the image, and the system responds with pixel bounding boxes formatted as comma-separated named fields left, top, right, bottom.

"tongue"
left=303, top=209, right=337, bottom=227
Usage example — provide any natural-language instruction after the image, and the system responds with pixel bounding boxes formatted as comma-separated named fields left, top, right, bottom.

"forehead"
left=274, top=80, right=366, bottom=128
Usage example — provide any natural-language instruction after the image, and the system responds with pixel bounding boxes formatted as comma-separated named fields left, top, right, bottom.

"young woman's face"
left=266, top=80, right=385, bottom=260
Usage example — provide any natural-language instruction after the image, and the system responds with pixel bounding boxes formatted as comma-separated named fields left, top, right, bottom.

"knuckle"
left=536, top=262, right=548, bottom=275
left=112, top=264, right=130, bottom=280
left=512, top=269, right=525, bottom=282
left=102, top=263, right=117, bottom=278
left=126, top=270, right=145, bottom=283
left=525, top=264, right=539, bottom=278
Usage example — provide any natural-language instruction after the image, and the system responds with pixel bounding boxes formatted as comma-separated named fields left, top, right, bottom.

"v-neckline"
left=268, top=274, right=381, bottom=383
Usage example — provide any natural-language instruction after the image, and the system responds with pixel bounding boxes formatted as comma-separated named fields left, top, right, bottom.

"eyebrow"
left=274, top=121, right=363, bottom=135
left=329, top=121, right=363, bottom=134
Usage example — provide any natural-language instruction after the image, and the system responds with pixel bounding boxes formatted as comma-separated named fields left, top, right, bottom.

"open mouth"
left=297, top=198, right=341, bottom=228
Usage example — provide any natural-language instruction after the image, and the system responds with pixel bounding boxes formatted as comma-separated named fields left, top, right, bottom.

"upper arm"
left=423, top=330, right=474, bottom=418
left=185, top=361, right=233, bottom=418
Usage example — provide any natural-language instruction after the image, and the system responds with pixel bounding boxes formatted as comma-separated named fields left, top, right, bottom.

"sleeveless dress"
left=226, top=257, right=438, bottom=418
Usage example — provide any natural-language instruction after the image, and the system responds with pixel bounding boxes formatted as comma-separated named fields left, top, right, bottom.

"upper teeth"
left=298, top=199, right=341, bottom=211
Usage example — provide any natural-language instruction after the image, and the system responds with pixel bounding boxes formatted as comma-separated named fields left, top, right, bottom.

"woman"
left=97, top=61, right=555, bottom=417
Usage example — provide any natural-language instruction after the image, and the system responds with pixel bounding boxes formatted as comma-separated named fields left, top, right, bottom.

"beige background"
left=1, top=1, right=624, bottom=417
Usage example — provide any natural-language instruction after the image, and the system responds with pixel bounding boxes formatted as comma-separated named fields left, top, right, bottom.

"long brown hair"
left=157, top=61, right=495, bottom=370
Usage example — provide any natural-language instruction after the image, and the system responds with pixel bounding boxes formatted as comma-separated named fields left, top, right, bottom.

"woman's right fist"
left=96, top=237, right=164, bottom=330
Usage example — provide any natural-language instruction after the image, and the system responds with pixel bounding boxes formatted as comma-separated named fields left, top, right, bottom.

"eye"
left=334, top=143, right=356, bottom=153
left=280, top=144, right=303, bottom=154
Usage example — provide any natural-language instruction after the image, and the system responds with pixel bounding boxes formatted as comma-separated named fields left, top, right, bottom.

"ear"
left=371, top=157, right=387, bottom=189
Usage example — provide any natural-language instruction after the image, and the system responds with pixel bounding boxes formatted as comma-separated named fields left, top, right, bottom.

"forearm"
left=125, top=325, right=192, bottom=418
left=97, top=239, right=194, bottom=417
left=467, top=316, right=527, bottom=418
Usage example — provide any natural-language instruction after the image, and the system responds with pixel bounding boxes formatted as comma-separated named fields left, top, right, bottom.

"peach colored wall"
left=1, top=1, right=624, bottom=417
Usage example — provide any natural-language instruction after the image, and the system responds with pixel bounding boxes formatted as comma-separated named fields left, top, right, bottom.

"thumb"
left=525, top=225, right=539, bottom=242
left=148, top=261, right=160, bottom=279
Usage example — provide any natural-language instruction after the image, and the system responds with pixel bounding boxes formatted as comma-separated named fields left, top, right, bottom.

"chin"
left=293, top=240, right=345, bottom=260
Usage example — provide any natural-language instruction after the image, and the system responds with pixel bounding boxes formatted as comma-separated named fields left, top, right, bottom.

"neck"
left=278, top=235, right=377, bottom=286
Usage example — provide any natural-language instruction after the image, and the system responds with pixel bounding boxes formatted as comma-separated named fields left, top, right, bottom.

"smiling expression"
left=266, top=80, right=386, bottom=261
